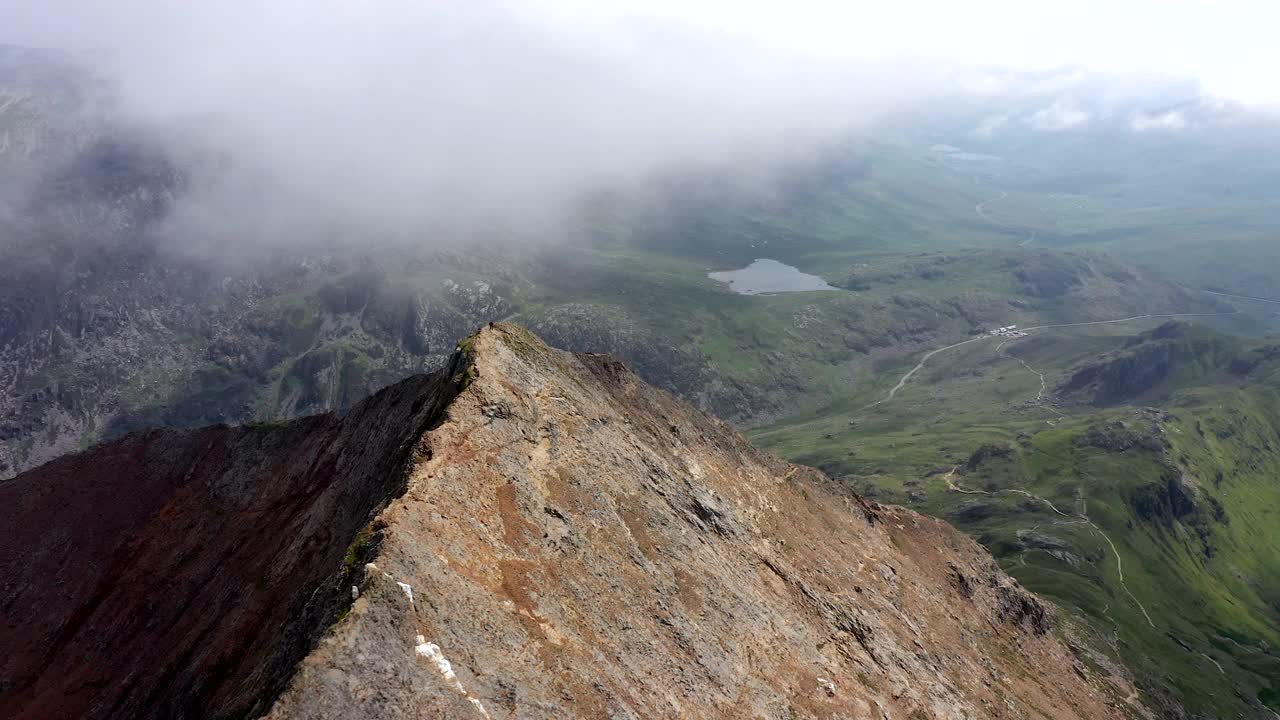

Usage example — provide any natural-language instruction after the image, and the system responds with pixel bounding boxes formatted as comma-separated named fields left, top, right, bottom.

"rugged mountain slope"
left=0, top=244, right=520, bottom=479
left=1, top=325, right=1139, bottom=719
left=0, top=353, right=469, bottom=720
left=1058, top=322, right=1243, bottom=406
left=937, top=401, right=1280, bottom=719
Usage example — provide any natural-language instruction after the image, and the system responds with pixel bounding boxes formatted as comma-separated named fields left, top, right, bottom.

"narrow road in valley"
left=864, top=336, right=988, bottom=408
left=877, top=305, right=1262, bottom=653
left=974, top=189, right=1036, bottom=246
left=868, top=310, right=1241, bottom=409
left=868, top=305, right=1245, bottom=626
left=1018, top=310, right=1240, bottom=333
left=1203, top=289, right=1280, bottom=306
left=974, top=191, right=1009, bottom=226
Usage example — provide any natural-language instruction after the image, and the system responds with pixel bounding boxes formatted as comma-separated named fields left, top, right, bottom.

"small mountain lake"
left=708, top=259, right=838, bottom=295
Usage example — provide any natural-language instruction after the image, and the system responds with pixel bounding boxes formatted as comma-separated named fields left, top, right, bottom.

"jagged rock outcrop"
left=1075, top=419, right=1170, bottom=453
left=1058, top=322, right=1240, bottom=406
left=2, top=325, right=1140, bottom=719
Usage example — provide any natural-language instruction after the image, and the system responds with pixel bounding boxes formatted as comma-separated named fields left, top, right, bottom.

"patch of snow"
left=415, top=636, right=457, bottom=681
left=817, top=677, right=836, bottom=697
left=414, top=635, right=492, bottom=718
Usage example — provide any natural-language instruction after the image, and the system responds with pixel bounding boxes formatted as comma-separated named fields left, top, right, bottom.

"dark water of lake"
left=708, top=259, right=838, bottom=295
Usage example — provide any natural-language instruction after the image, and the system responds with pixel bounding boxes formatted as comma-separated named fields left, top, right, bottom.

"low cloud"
left=4, top=2, right=1273, bottom=259
left=970, top=114, right=1009, bottom=138
left=1026, top=100, right=1091, bottom=131
left=3, top=2, right=959, bottom=254
left=1130, top=109, right=1188, bottom=132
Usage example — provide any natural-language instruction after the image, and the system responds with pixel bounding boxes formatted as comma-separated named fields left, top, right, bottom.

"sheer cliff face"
left=3, top=325, right=1141, bottom=719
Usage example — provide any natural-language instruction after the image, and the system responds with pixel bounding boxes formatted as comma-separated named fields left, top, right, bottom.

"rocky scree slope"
left=1, top=324, right=1142, bottom=719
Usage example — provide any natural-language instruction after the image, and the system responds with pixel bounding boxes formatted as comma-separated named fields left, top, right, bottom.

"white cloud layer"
left=1027, top=101, right=1091, bottom=131
left=3, top=0, right=1276, bottom=250
left=1, top=2, right=959, bottom=243
left=1131, top=109, right=1188, bottom=132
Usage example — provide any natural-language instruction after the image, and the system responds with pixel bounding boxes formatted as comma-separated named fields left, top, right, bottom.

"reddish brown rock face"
left=2, top=326, right=1145, bottom=719
left=0, top=367, right=463, bottom=720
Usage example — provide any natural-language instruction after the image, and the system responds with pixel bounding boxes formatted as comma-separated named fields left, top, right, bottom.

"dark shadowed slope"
left=0, top=356, right=468, bottom=720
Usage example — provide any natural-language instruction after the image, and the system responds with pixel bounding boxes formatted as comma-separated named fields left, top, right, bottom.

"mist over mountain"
left=0, top=5, right=938, bottom=257
left=5, top=3, right=1280, bottom=718
left=5, top=1, right=1277, bottom=264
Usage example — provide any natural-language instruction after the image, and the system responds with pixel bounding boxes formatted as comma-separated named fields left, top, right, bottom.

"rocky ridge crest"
left=1, top=325, right=1141, bottom=718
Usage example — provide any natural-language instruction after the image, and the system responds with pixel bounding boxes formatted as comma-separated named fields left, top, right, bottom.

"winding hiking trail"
left=876, top=308, right=1247, bottom=629
left=974, top=189, right=1037, bottom=246
left=974, top=191, right=1009, bottom=226
left=863, top=301, right=1250, bottom=641
left=996, top=338, right=1070, bottom=423
left=996, top=338, right=1047, bottom=402
left=1088, top=522, right=1156, bottom=628
left=848, top=297, right=1273, bottom=699
left=942, top=468, right=1156, bottom=628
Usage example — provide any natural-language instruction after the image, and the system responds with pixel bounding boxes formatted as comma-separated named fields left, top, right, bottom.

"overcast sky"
left=7, top=0, right=1275, bottom=103
left=2, top=0, right=1274, bottom=248
left=547, top=0, right=1276, bottom=104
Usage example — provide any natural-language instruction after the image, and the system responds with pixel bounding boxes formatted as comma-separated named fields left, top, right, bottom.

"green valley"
left=752, top=321, right=1280, bottom=717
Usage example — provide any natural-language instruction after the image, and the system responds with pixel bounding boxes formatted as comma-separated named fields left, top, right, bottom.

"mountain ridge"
left=1, top=324, right=1142, bottom=718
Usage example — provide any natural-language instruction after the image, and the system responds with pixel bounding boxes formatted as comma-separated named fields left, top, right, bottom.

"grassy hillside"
left=753, top=323, right=1280, bottom=717
left=919, top=129, right=1280, bottom=301
left=519, top=245, right=1227, bottom=424
left=593, top=133, right=1280, bottom=305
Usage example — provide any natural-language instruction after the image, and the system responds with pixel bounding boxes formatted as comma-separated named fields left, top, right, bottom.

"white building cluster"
left=988, top=324, right=1027, bottom=338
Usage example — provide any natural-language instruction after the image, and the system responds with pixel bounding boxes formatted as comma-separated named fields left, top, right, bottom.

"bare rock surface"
left=269, top=325, right=1139, bottom=719
left=1, top=324, right=1142, bottom=719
